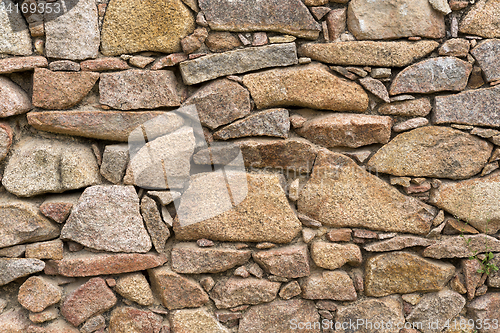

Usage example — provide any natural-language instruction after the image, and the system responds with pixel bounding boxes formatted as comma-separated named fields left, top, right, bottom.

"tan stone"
left=310, top=242, right=362, bottom=270
left=170, top=308, right=229, bottom=333
left=210, top=277, right=280, bottom=309
left=25, top=240, right=63, bottom=260
left=378, top=98, right=432, bottom=117
left=18, top=276, right=61, bottom=312
left=109, top=307, right=163, bottom=333
left=301, top=271, right=357, bottom=301
left=0, top=56, right=47, bottom=74
left=423, top=235, right=500, bottom=258
left=252, top=245, right=310, bottom=278
left=205, top=32, right=242, bottom=52
left=459, top=0, right=500, bottom=38
left=115, top=273, right=155, bottom=306
left=0, top=77, right=31, bottom=117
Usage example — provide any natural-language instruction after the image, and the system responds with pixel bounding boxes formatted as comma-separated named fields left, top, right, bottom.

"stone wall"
left=0, top=0, right=500, bottom=332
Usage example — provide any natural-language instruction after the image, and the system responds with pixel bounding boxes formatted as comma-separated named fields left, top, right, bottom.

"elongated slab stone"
left=297, top=151, right=437, bottom=235
left=0, top=56, right=47, bottom=74
left=301, top=271, right=357, bottom=301
left=0, top=259, right=45, bottom=286
left=299, top=41, right=439, bottom=67
left=0, top=0, right=32, bottom=55
left=364, top=236, right=436, bottom=252
left=179, top=43, right=298, bottom=85
left=199, top=0, right=320, bottom=39
left=27, top=111, right=182, bottom=142
left=367, top=127, right=493, bottom=179
left=434, top=85, right=500, bottom=127
left=471, top=39, right=500, bottom=83
left=242, top=63, right=368, bottom=112
left=459, top=0, right=500, bottom=38
left=423, top=235, right=500, bottom=258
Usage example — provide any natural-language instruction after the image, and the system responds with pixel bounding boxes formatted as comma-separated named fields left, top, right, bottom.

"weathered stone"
left=109, top=307, right=163, bottom=333
left=45, top=0, right=99, bottom=60
left=463, top=259, right=482, bottom=300
left=439, top=39, right=470, bottom=57
left=174, top=173, right=302, bottom=243
left=61, top=185, right=152, bottom=253
left=298, top=151, right=437, bottom=234
left=335, top=296, right=404, bottom=333
left=434, top=83, right=500, bottom=128
left=242, top=63, right=368, bottom=112
left=171, top=308, right=229, bottom=333
left=140, top=196, right=169, bottom=253
left=31, top=319, right=81, bottom=333
left=205, top=32, right=242, bottom=52
left=80, top=57, right=130, bottom=71
left=44, top=251, right=166, bottom=277
left=18, top=276, right=62, bottom=312
left=180, top=43, right=298, bottom=85
left=365, top=252, right=456, bottom=297
left=301, top=271, right=357, bottom=301
left=0, top=245, right=26, bottom=258
left=0, top=77, right=31, bottom=117
left=367, top=127, right=492, bottom=179
left=39, top=194, right=78, bottom=224
left=390, top=57, right=472, bottom=95
left=326, top=229, right=352, bottom=242
left=25, top=240, right=63, bottom=260
left=252, top=245, right=310, bottom=278
left=99, top=144, right=129, bottom=184
left=423, top=235, right=500, bottom=258
left=429, top=0, right=452, bottom=14
left=279, top=281, right=301, bottom=300
left=147, top=191, right=181, bottom=206
left=364, top=236, right=436, bottom=252
left=129, top=55, right=155, bottom=68
left=101, top=0, right=195, bottom=55
left=239, top=299, right=319, bottom=333
left=115, top=273, right=155, bottom=306
left=324, top=8, right=347, bottom=41
left=0, top=258, right=45, bottom=286
left=171, top=243, right=251, bottom=274
left=148, top=266, right=209, bottom=310
left=49, top=60, right=81, bottom=72
left=32, top=68, right=99, bottom=109
left=213, top=109, right=289, bottom=140
left=182, top=78, right=250, bottom=129
left=379, top=98, right=432, bottom=117
left=310, top=242, right=362, bottom=270
left=0, top=56, right=47, bottom=74
left=459, top=0, right=500, bottom=38
left=199, top=0, right=320, bottom=39
left=467, top=293, right=500, bottom=332
left=429, top=172, right=500, bottom=233
left=99, top=70, right=180, bottom=110
left=443, top=218, right=479, bottom=235
left=210, top=277, right=280, bottom=309
left=296, top=113, right=392, bottom=148
left=61, top=277, right=117, bottom=327
left=0, top=309, right=30, bottom=333
left=80, top=315, right=105, bottom=333
left=393, top=117, right=429, bottom=133
left=29, top=306, right=59, bottom=324
left=0, top=0, right=32, bottom=55
left=471, top=39, right=500, bottom=83
left=347, top=0, right=445, bottom=40
left=299, top=41, right=439, bottom=67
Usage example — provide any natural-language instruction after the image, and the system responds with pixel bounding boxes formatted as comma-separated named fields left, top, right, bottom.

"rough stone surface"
left=61, top=186, right=151, bottom=253
left=242, top=63, right=368, bottom=112
left=100, top=70, right=180, bottom=110
left=32, top=68, right=99, bottom=109
left=140, top=196, right=170, bottom=254
left=364, top=252, right=456, bottom=297
left=101, top=0, right=195, bottom=55
left=205, top=32, right=242, bottom=52
left=299, top=41, right=439, bottom=67
left=459, top=0, right=500, bottom=38
left=367, top=126, right=493, bottom=179
left=44, top=0, right=99, bottom=60
left=109, top=307, right=163, bottom=333
left=347, top=0, right=445, bottom=40
left=0, top=0, right=32, bottom=55
left=100, top=144, right=129, bottom=184
left=39, top=194, right=78, bottom=223
left=170, top=308, right=229, bottom=333
left=298, top=151, right=437, bottom=235
left=49, top=60, right=81, bottom=72
left=180, top=43, right=298, bottom=85
left=0, top=258, right=45, bottom=286
left=296, top=113, right=392, bottom=148
left=467, top=293, right=500, bottom=332
left=210, top=277, right=280, bottom=309
left=390, top=57, right=472, bottom=95
left=301, top=271, right=357, bottom=301
left=25, top=239, right=63, bottom=260
left=326, top=8, right=347, bottom=41
left=364, top=236, right=436, bottom=252
left=199, top=0, right=321, bottom=39
left=423, top=235, right=500, bottom=258
left=115, top=273, right=155, bottom=306
left=0, top=56, right=47, bottom=74
left=252, top=245, right=310, bottom=278
left=471, top=39, right=500, bottom=83
left=0, top=309, right=30, bottom=333
left=359, top=77, right=390, bottom=102
left=393, top=117, right=429, bottom=132
left=171, top=243, right=251, bottom=274
left=378, top=98, right=432, bottom=117
left=310, top=242, right=362, bottom=270
left=147, top=191, right=181, bottom=206
left=18, top=276, right=62, bottom=312
left=439, top=38, right=470, bottom=57
left=0, top=77, right=31, bottom=117
left=80, top=58, right=130, bottom=71
left=279, top=281, right=302, bottom=300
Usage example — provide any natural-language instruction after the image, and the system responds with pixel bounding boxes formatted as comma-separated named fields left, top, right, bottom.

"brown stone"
left=39, top=197, right=75, bottom=224
left=423, top=235, right=500, bottom=258
left=32, top=68, right=99, bottom=109
left=115, top=273, right=155, bottom=306
left=364, top=236, right=436, bottom=252
left=279, top=281, right=302, bottom=300
left=326, top=228, right=352, bottom=242
left=378, top=98, right=432, bottom=117
left=459, top=0, right=500, bottom=38
left=326, top=8, right=347, bottom=41
left=301, top=271, right=357, bottom=301
left=471, top=39, right=500, bottom=83
left=210, top=277, right=280, bottom=309
left=0, top=56, right=47, bottom=74
left=205, top=32, right=242, bottom=52
left=450, top=0, right=469, bottom=10
left=310, top=242, right=362, bottom=270
left=0, top=76, right=31, bottom=117
left=393, top=117, right=429, bottom=133
left=467, top=293, right=500, bottom=331
left=252, top=245, right=310, bottom=278
left=242, top=63, right=369, bottom=112
left=296, top=113, right=392, bottom=148
left=359, top=77, right=390, bottom=102
left=141, top=196, right=170, bottom=254
left=80, top=58, right=130, bottom=71
left=462, top=259, right=482, bottom=300
left=25, top=240, right=63, bottom=260
left=151, top=53, right=188, bottom=70
left=29, top=306, right=59, bottom=324
left=181, top=28, right=208, bottom=54
left=439, top=39, right=470, bottom=57
left=109, top=307, right=163, bottom=333
left=18, top=276, right=61, bottom=313
left=129, top=56, right=155, bottom=69
left=364, top=252, right=456, bottom=297
left=443, top=218, right=479, bottom=235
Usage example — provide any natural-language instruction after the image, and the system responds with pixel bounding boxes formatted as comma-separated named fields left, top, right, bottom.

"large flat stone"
left=101, top=0, right=195, bottom=55
left=434, top=84, right=500, bottom=127
left=199, top=0, right=320, bottom=39
left=423, top=235, right=500, bottom=258
left=0, top=56, right=47, bottom=74
left=367, top=126, right=493, bottom=179
left=459, top=0, right=500, bottom=38
left=301, top=271, right=357, bottom=301
left=347, top=0, right=445, bottom=40
left=210, top=277, right=280, bottom=309
left=471, top=39, right=500, bottom=83
left=180, top=43, right=298, bottom=85
left=173, top=172, right=302, bottom=243
left=364, top=236, right=436, bottom=252
left=0, top=0, right=32, bottom=55
left=242, top=63, right=368, bottom=112
left=364, top=252, right=455, bottom=297
left=299, top=41, right=439, bottom=67
left=0, top=77, right=31, bottom=117
left=0, top=258, right=45, bottom=286
left=252, top=245, right=310, bottom=278
left=298, top=151, right=437, bottom=235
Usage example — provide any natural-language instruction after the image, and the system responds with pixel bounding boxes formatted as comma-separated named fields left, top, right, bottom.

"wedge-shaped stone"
left=252, top=245, right=310, bottom=278
left=298, top=151, right=437, bottom=234
left=471, top=39, right=500, bottom=83
left=171, top=243, right=251, bottom=274
left=389, top=57, right=472, bottom=95
left=61, top=186, right=152, bottom=253
left=27, top=111, right=181, bottom=142
left=101, top=0, right=195, bottom=55
left=0, top=77, right=31, bottom=117
left=423, top=235, right=500, bottom=259
left=0, top=258, right=45, bottom=286
left=459, top=0, right=500, bottom=38
left=0, top=0, right=32, bottom=55
left=199, top=0, right=320, bottom=39
left=141, top=196, right=170, bottom=254
left=310, top=242, right=362, bottom=270
left=367, top=127, right=493, bottom=179
left=0, top=56, right=47, bottom=74
left=364, top=236, right=436, bottom=252
left=299, top=41, right=439, bottom=67
left=180, top=43, right=298, bottom=85
left=173, top=173, right=302, bottom=243
left=2, top=138, right=101, bottom=197
left=171, top=309, right=229, bottom=333
left=242, top=63, right=368, bottom=112
left=210, top=277, right=280, bottom=309
left=301, top=271, right=357, bottom=301
left=434, top=85, right=500, bottom=128
left=365, top=252, right=455, bottom=297
left=296, top=113, right=392, bottom=148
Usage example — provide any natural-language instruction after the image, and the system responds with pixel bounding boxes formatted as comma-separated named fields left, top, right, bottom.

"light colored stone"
left=364, top=236, right=436, bottom=252
left=0, top=56, right=47, bottom=74
left=359, top=77, right=390, bottom=102
left=210, top=277, right=280, bottom=309
left=109, top=307, right=162, bottom=333
left=141, top=196, right=170, bottom=253
left=429, top=0, right=452, bottom=14
left=18, top=276, right=62, bottom=312
left=0, top=0, right=32, bottom=55
left=0, top=258, right=45, bottom=286
left=393, top=117, right=429, bottom=132
left=147, top=191, right=181, bottom=206
left=310, top=242, right=362, bottom=270
left=100, top=144, right=129, bottom=184
left=301, top=271, right=357, bottom=301
left=0, top=77, right=31, bottom=117
left=115, top=273, right=154, bottom=306
left=25, top=240, right=63, bottom=260
left=423, top=235, right=500, bottom=258
left=467, top=293, right=500, bottom=332
left=252, top=245, right=310, bottom=278
left=170, top=308, right=229, bottom=333
left=0, top=309, right=30, bottom=333
left=459, top=0, right=500, bottom=38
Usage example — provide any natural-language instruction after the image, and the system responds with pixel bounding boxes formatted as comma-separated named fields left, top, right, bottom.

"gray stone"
left=0, top=258, right=45, bottom=286
left=467, top=293, right=500, bottom=333
left=147, top=191, right=181, bottom=206
left=471, top=39, right=500, bottom=83
left=210, top=277, right=280, bottom=309
left=423, top=235, right=500, bottom=258
left=393, top=118, right=429, bottom=132
left=2, top=138, right=101, bottom=197
left=179, top=43, right=298, bottom=85
left=378, top=98, right=432, bottom=117
left=459, top=0, right=500, bottom=38
left=429, top=0, right=452, bottom=14
left=0, top=0, right=32, bottom=55
left=0, top=77, right=31, bottom=117
left=170, top=308, right=229, bottom=333
left=301, top=271, right=357, bottom=301
left=199, top=0, right=320, bottom=39
left=141, top=196, right=170, bottom=254
left=61, top=185, right=152, bottom=253
left=252, top=245, right=310, bottom=278
left=48, top=60, right=81, bottom=72
left=100, top=144, right=129, bottom=184
left=364, top=236, right=436, bottom=252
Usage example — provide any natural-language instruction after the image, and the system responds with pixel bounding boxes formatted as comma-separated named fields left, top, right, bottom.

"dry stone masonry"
left=0, top=0, right=499, bottom=332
